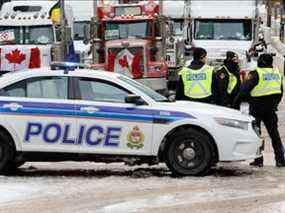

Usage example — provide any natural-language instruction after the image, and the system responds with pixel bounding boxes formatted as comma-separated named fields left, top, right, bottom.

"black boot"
left=276, top=161, right=285, bottom=167
left=249, top=156, right=264, bottom=167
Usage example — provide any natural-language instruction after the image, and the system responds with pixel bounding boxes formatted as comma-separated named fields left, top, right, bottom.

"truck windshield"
left=26, top=25, right=54, bottom=44
left=0, top=25, right=54, bottom=44
left=194, top=19, right=252, bottom=40
left=74, top=21, right=90, bottom=41
left=0, top=26, right=21, bottom=44
left=105, top=21, right=151, bottom=40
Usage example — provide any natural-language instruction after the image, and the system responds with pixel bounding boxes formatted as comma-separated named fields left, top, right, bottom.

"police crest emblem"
left=127, top=126, right=144, bottom=149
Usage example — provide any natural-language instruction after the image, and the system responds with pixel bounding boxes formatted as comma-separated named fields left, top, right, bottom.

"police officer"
left=215, top=51, right=241, bottom=107
left=233, top=53, right=285, bottom=167
left=176, top=47, right=216, bottom=103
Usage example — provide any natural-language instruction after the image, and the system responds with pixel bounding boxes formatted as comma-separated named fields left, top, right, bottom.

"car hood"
left=154, top=101, right=252, bottom=122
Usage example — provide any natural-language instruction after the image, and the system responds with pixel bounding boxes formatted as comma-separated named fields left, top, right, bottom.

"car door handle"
left=2, top=103, right=23, bottom=111
left=80, top=106, right=100, bottom=113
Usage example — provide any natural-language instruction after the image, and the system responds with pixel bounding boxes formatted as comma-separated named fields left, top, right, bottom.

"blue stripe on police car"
left=0, top=100, right=195, bottom=123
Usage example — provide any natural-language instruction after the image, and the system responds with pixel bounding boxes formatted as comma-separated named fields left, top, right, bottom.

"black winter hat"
left=225, top=51, right=238, bottom=61
left=193, top=47, right=207, bottom=61
left=257, top=53, right=273, bottom=67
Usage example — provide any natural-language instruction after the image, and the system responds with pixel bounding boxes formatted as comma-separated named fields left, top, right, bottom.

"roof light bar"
left=50, top=62, right=89, bottom=71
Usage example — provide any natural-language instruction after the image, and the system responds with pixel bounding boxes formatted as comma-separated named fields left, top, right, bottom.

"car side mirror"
left=125, top=95, right=145, bottom=105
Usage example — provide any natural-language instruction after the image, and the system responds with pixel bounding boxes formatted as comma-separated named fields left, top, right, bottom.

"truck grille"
left=107, top=47, right=145, bottom=72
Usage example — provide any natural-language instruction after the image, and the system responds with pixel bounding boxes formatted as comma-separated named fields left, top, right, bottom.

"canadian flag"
left=114, top=49, right=134, bottom=77
left=0, top=47, right=41, bottom=71
left=108, top=49, right=143, bottom=79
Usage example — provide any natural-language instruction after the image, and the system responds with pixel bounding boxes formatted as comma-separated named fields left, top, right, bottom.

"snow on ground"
left=0, top=179, right=44, bottom=203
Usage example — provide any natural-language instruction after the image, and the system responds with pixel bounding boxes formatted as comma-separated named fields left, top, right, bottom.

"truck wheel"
left=0, top=131, right=14, bottom=173
left=165, top=128, right=214, bottom=176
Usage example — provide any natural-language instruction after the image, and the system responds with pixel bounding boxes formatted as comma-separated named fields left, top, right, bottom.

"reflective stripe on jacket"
left=222, top=65, right=238, bottom=94
left=251, top=67, right=282, bottom=97
left=179, top=65, right=214, bottom=99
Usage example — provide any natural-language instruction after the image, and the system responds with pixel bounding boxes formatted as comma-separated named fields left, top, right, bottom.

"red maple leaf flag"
left=131, top=51, right=143, bottom=78
left=29, top=47, right=41, bottom=68
left=119, top=55, right=129, bottom=68
left=107, top=50, right=116, bottom=72
left=5, top=49, right=26, bottom=65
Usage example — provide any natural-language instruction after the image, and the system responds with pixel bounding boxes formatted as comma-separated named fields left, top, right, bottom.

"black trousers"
left=252, top=110, right=284, bottom=163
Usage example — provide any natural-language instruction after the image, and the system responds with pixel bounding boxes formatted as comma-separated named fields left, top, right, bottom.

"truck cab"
left=189, top=0, right=258, bottom=72
left=0, top=1, right=73, bottom=71
left=90, top=1, right=168, bottom=92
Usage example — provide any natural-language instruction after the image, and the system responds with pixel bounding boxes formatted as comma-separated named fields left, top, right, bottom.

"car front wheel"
left=165, top=128, right=215, bottom=176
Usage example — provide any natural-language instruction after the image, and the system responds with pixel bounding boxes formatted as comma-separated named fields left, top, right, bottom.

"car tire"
left=9, top=160, right=25, bottom=171
left=165, top=128, right=215, bottom=176
left=0, top=131, right=14, bottom=173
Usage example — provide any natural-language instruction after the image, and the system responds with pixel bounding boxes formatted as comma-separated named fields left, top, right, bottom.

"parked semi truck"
left=187, top=0, right=261, bottom=71
left=162, top=0, right=267, bottom=86
left=87, top=0, right=168, bottom=92
left=162, top=0, right=191, bottom=90
left=0, top=0, right=73, bottom=71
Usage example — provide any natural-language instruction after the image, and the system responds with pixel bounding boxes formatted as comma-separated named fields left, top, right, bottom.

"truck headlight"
left=214, top=118, right=249, bottom=130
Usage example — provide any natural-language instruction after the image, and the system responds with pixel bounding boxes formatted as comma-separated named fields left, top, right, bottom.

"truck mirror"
left=55, top=27, right=62, bottom=41
left=186, top=23, right=192, bottom=42
left=150, top=47, right=158, bottom=55
left=261, top=26, right=271, bottom=44
left=165, top=19, right=174, bottom=38
left=83, top=25, right=90, bottom=45
left=168, top=20, right=174, bottom=36
left=65, top=27, right=72, bottom=43
left=184, top=44, right=192, bottom=56
left=155, top=37, right=163, bottom=41
left=246, top=51, right=251, bottom=63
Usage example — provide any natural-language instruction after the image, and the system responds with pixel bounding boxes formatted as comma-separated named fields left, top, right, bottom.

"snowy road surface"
left=0, top=93, right=285, bottom=213
left=1, top=162, right=285, bottom=213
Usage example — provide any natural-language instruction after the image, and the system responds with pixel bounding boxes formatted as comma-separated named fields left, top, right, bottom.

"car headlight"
left=214, top=117, right=249, bottom=130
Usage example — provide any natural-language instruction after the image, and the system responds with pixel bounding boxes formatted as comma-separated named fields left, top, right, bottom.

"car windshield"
left=194, top=19, right=252, bottom=40
left=118, top=76, right=168, bottom=102
left=0, top=26, right=21, bottom=44
left=74, top=21, right=90, bottom=41
left=26, top=25, right=54, bottom=44
left=105, top=21, right=151, bottom=40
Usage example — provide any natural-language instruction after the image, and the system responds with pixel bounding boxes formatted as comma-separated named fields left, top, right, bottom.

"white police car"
left=0, top=64, right=262, bottom=176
